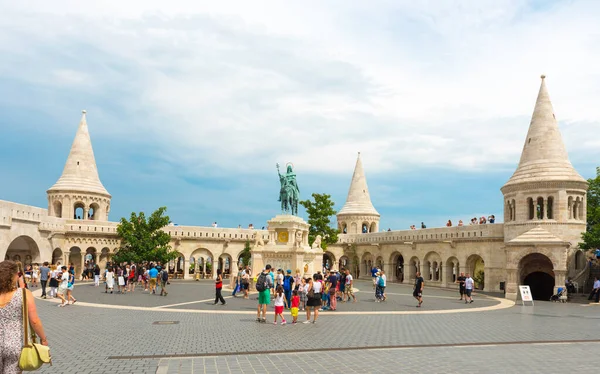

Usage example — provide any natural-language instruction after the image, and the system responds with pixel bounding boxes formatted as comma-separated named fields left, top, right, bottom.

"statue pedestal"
left=250, top=215, right=322, bottom=278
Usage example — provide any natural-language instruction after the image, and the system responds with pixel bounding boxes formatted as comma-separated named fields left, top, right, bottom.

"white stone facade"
left=0, top=76, right=590, bottom=300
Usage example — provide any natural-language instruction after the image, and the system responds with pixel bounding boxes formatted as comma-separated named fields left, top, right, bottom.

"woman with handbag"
left=303, top=276, right=321, bottom=324
left=0, top=260, right=50, bottom=373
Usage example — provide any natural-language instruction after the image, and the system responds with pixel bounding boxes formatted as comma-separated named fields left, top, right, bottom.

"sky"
left=0, top=0, right=599, bottom=230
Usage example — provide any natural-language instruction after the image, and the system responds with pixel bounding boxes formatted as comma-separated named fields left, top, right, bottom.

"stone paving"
left=31, top=279, right=600, bottom=374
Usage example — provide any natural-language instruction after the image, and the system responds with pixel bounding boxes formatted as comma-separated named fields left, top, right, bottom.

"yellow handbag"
left=19, top=288, right=52, bottom=371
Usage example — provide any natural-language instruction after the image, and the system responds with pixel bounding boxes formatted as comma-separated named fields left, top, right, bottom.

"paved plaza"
left=31, top=279, right=600, bottom=373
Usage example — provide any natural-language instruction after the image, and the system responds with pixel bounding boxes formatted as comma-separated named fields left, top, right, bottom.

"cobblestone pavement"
left=32, top=280, right=600, bottom=373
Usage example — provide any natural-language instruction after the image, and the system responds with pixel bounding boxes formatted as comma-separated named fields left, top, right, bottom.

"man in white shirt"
left=588, top=277, right=600, bottom=303
left=464, top=273, right=474, bottom=304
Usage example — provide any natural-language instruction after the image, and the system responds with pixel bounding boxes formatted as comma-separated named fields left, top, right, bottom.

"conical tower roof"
left=338, top=153, right=379, bottom=216
left=48, top=111, right=110, bottom=196
left=503, top=75, right=586, bottom=188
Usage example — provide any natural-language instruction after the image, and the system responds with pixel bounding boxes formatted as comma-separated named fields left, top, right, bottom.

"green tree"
left=239, top=241, right=252, bottom=266
left=299, top=193, right=340, bottom=250
left=112, top=207, right=179, bottom=265
left=581, top=167, right=600, bottom=250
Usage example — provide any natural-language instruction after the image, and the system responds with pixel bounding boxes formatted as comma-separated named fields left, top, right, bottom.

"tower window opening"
left=536, top=197, right=544, bottom=219
left=527, top=198, right=534, bottom=220
left=547, top=196, right=554, bottom=219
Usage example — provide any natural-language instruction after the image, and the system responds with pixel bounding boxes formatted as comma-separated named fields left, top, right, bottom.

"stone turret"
left=337, top=153, right=380, bottom=234
left=47, top=111, right=111, bottom=221
left=501, top=76, right=588, bottom=245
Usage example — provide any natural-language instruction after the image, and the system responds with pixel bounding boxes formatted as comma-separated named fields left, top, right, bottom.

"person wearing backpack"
left=159, top=268, right=169, bottom=297
left=283, top=269, right=294, bottom=309
left=256, top=264, right=273, bottom=323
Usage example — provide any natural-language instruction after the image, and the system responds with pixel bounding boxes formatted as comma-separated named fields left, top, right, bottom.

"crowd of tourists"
left=98, top=261, right=171, bottom=297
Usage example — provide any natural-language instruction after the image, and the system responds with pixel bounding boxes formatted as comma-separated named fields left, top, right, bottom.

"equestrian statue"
left=276, top=162, right=300, bottom=216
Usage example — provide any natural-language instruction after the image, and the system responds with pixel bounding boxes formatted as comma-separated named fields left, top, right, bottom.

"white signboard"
left=519, top=285, right=534, bottom=306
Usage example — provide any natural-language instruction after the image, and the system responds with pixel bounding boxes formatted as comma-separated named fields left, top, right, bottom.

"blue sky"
left=0, top=0, right=599, bottom=230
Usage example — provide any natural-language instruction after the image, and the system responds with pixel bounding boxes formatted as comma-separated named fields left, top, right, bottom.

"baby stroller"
left=550, top=287, right=567, bottom=303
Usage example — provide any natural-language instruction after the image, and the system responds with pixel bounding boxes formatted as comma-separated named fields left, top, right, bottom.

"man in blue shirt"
left=148, top=265, right=159, bottom=294
left=371, top=266, right=378, bottom=288
left=39, top=262, right=50, bottom=299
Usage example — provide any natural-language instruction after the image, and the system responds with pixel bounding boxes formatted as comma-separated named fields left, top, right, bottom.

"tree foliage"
left=581, top=167, right=600, bottom=250
left=113, top=207, right=178, bottom=265
left=299, top=193, right=339, bottom=250
left=239, top=241, right=252, bottom=267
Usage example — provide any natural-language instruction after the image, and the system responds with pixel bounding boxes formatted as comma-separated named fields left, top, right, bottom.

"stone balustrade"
left=339, top=223, right=505, bottom=244
left=166, top=226, right=269, bottom=242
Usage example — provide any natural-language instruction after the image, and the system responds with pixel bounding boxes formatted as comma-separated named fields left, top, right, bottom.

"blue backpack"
left=378, top=277, right=384, bottom=287
left=283, top=275, right=294, bottom=291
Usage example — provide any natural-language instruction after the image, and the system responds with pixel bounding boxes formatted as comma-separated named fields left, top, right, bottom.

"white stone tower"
left=501, top=76, right=589, bottom=300
left=47, top=111, right=111, bottom=221
left=501, top=75, right=588, bottom=244
left=337, top=153, right=380, bottom=234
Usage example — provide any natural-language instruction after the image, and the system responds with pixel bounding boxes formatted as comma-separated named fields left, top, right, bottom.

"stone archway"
left=375, top=256, right=384, bottom=270
left=168, top=252, right=185, bottom=277
left=218, top=254, right=233, bottom=277
left=68, top=247, right=82, bottom=276
left=99, top=247, right=110, bottom=268
left=338, top=256, right=350, bottom=272
left=445, top=256, right=460, bottom=286
left=361, top=252, right=373, bottom=278
left=519, top=253, right=555, bottom=300
left=323, top=252, right=336, bottom=271
left=52, top=248, right=63, bottom=265
left=6, top=236, right=41, bottom=266
left=466, top=254, right=485, bottom=290
left=423, top=251, right=442, bottom=282
left=389, top=252, right=404, bottom=282
left=190, top=248, right=214, bottom=279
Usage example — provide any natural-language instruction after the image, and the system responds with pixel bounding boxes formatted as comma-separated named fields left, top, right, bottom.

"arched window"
left=527, top=198, right=534, bottom=220
left=511, top=199, right=516, bottom=221
left=53, top=201, right=62, bottom=218
left=536, top=197, right=544, bottom=219
left=568, top=196, right=574, bottom=219
left=362, top=223, right=368, bottom=234
left=547, top=196, right=554, bottom=219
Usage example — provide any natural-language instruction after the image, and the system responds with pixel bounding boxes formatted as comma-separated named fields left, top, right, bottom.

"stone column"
left=287, top=230, right=294, bottom=246
left=543, top=199, right=548, bottom=220
left=203, top=261, right=207, bottom=279
left=441, top=263, right=451, bottom=288
left=554, top=270, right=566, bottom=296
left=230, top=260, right=238, bottom=289
left=403, top=263, right=411, bottom=283
left=83, top=207, right=89, bottom=220
left=182, top=260, right=188, bottom=280
left=505, top=269, right=518, bottom=301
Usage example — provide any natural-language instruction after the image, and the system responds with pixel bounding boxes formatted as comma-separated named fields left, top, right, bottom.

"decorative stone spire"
left=503, top=75, right=586, bottom=188
left=48, top=111, right=110, bottom=196
left=338, top=152, right=379, bottom=216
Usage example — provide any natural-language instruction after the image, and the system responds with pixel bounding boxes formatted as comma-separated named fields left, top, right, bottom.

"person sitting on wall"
left=588, top=277, right=600, bottom=303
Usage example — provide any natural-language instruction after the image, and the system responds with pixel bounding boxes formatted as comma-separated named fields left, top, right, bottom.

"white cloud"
left=1, top=0, right=599, bottom=177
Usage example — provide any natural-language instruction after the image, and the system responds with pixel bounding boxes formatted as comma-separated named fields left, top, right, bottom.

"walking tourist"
left=241, top=270, right=250, bottom=299
left=327, top=270, right=338, bottom=310
left=465, top=273, right=474, bottom=304
left=0, top=260, right=49, bottom=374
left=214, top=269, right=226, bottom=305
left=232, top=266, right=243, bottom=297
left=414, top=271, right=424, bottom=307
left=344, top=269, right=357, bottom=302
left=304, top=276, right=321, bottom=323
left=456, top=272, right=466, bottom=300
left=588, top=277, right=600, bottom=303
left=298, top=278, right=307, bottom=311
left=105, top=266, right=115, bottom=294
left=66, top=270, right=77, bottom=305
left=128, top=264, right=137, bottom=292
left=159, top=267, right=169, bottom=297
left=57, top=266, right=69, bottom=307
left=93, top=264, right=101, bottom=287
left=48, top=265, right=59, bottom=298
left=39, top=262, right=50, bottom=299
left=24, top=265, right=32, bottom=288
left=283, top=270, right=294, bottom=308
left=32, top=264, right=39, bottom=287
left=273, top=285, right=287, bottom=325
left=148, top=265, right=158, bottom=294
left=256, top=265, right=273, bottom=323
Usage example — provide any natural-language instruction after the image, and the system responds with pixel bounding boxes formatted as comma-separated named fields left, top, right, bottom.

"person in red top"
left=290, top=290, right=300, bottom=324
left=214, top=269, right=226, bottom=305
